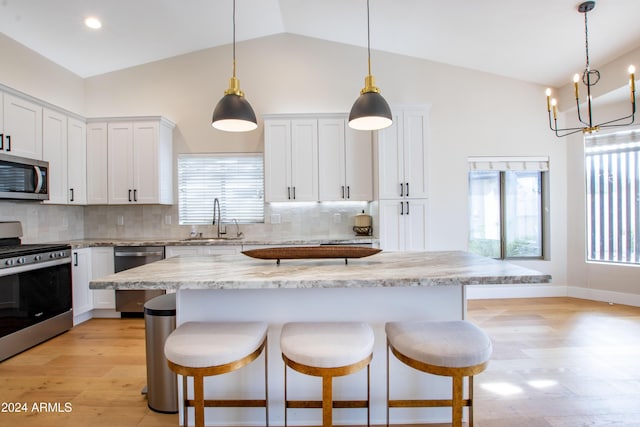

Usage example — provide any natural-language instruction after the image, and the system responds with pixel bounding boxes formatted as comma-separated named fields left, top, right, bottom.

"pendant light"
left=348, top=0, right=392, bottom=131
left=212, top=0, right=257, bottom=132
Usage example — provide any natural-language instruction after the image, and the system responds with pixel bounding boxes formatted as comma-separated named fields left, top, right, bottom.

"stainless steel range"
left=0, top=221, right=72, bottom=362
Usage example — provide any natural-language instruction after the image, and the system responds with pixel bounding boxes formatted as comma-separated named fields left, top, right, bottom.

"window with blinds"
left=585, top=129, right=640, bottom=264
left=178, top=154, right=264, bottom=225
left=467, top=157, right=549, bottom=259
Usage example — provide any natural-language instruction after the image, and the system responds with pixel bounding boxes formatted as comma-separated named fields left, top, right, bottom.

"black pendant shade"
left=212, top=92, right=257, bottom=132
left=348, top=91, right=392, bottom=131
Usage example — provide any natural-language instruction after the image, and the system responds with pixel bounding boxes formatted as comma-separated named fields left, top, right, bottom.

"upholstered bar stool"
left=164, top=321, right=269, bottom=427
left=280, top=322, right=375, bottom=427
left=385, top=320, right=492, bottom=427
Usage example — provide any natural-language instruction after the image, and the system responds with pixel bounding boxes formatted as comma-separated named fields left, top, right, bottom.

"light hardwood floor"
left=0, top=297, right=639, bottom=426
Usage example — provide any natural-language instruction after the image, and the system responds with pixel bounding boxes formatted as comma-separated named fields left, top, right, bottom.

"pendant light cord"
left=366, top=0, right=371, bottom=76
left=232, top=0, right=237, bottom=78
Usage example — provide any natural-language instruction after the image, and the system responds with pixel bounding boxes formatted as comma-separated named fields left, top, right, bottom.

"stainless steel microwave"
left=0, top=153, right=49, bottom=200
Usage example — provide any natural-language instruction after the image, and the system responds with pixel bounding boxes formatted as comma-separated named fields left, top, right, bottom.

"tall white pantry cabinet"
left=377, top=106, right=430, bottom=251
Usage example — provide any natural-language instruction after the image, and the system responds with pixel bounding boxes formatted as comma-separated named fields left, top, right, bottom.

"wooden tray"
left=241, top=246, right=381, bottom=264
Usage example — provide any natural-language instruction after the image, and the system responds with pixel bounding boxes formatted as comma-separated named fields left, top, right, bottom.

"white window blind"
left=178, top=154, right=264, bottom=225
left=585, top=129, right=640, bottom=264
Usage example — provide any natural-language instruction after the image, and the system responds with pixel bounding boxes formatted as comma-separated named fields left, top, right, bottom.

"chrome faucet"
left=231, top=218, right=244, bottom=238
left=212, top=198, right=226, bottom=238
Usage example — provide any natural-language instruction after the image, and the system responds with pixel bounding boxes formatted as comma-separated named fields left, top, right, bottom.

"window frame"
left=468, top=157, right=549, bottom=261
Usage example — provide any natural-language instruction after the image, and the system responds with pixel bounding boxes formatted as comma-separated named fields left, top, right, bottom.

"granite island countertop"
left=90, top=250, right=552, bottom=290
left=69, top=236, right=377, bottom=249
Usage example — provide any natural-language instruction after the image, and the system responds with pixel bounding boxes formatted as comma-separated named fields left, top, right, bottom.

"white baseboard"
left=567, top=286, right=640, bottom=307
left=466, top=284, right=567, bottom=299
left=466, top=284, right=640, bottom=308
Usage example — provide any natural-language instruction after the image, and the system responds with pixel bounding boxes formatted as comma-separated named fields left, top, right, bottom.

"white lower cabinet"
left=71, top=248, right=93, bottom=325
left=165, top=245, right=241, bottom=258
left=91, top=247, right=115, bottom=310
left=379, top=199, right=429, bottom=251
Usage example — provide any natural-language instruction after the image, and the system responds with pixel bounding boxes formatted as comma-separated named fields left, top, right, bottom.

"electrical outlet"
left=116, top=215, right=124, bottom=226
left=333, top=213, right=341, bottom=223
left=164, top=215, right=172, bottom=225
left=271, top=214, right=281, bottom=224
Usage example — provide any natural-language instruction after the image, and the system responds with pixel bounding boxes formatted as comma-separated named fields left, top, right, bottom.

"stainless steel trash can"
left=144, top=293, right=178, bottom=413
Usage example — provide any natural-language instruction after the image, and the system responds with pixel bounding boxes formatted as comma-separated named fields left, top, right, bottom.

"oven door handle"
left=0, top=257, right=70, bottom=278
left=114, top=251, right=164, bottom=257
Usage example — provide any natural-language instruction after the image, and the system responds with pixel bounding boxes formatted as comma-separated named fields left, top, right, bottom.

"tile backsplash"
left=0, top=201, right=84, bottom=243
left=83, top=201, right=375, bottom=241
left=0, top=201, right=376, bottom=243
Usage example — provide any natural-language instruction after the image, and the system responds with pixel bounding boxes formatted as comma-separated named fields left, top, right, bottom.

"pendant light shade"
left=212, top=0, right=257, bottom=132
left=212, top=78, right=257, bottom=132
left=348, top=0, right=392, bottom=131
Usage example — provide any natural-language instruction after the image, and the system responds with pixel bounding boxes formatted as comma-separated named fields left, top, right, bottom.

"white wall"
left=0, top=33, right=85, bottom=114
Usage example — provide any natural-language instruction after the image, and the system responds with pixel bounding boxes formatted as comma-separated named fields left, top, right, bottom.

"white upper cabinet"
left=318, top=118, right=372, bottom=201
left=266, top=113, right=372, bottom=203
left=43, top=110, right=87, bottom=205
left=1, top=92, right=43, bottom=160
left=107, top=118, right=174, bottom=205
left=378, top=107, right=429, bottom=200
left=42, top=108, right=68, bottom=204
left=264, top=118, right=318, bottom=202
left=66, top=117, right=87, bottom=204
left=86, top=122, right=109, bottom=205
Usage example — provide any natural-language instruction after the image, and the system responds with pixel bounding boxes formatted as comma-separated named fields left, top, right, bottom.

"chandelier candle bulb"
left=573, top=74, right=580, bottom=99
left=552, top=99, right=558, bottom=120
left=546, top=88, right=551, bottom=111
left=630, top=65, right=636, bottom=97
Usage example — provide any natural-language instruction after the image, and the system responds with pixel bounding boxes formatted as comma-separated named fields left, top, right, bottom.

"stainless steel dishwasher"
left=114, top=246, right=165, bottom=316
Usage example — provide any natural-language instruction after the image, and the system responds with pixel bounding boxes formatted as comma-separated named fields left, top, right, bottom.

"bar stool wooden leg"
left=193, top=374, right=205, bottom=427
left=322, top=375, right=333, bottom=427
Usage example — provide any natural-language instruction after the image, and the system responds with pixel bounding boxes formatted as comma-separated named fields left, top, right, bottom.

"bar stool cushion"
left=281, top=322, right=374, bottom=368
left=164, top=321, right=268, bottom=368
left=386, top=320, right=492, bottom=368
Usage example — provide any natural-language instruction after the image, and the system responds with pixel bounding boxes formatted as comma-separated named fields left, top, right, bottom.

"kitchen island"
left=91, top=250, right=550, bottom=426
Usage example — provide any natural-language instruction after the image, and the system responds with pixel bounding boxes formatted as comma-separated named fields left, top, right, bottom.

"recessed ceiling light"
left=84, top=17, right=102, bottom=29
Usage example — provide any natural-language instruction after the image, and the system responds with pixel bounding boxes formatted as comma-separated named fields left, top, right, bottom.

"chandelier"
left=545, top=1, right=636, bottom=137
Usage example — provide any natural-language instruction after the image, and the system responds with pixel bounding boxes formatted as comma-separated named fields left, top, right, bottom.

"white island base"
left=90, top=251, right=551, bottom=426
left=176, top=285, right=466, bottom=426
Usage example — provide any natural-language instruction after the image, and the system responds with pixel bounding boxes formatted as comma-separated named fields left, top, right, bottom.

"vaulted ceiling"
left=2, top=0, right=640, bottom=87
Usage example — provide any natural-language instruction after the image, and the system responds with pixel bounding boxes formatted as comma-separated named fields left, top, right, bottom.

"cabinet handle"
left=400, top=200, right=404, bottom=215
left=292, top=187, right=296, bottom=199
left=128, top=189, right=132, bottom=202
left=347, top=186, right=350, bottom=199
left=287, top=187, right=291, bottom=200
left=69, top=188, right=74, bottom=202
left=406, top=182, right=409, bottom=197
left=0, top=133, right=3, bottom=150
left=73, top=252, right=78, bottom=267
left=134, top=189, right=138, bottom=202
left=400, top=183, right=404, bottom=197
left=341, top=186, right=345, bottom=199
left=406, top=201, right=410, bottom=215
left=5, top=135, right=10, bottom=151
